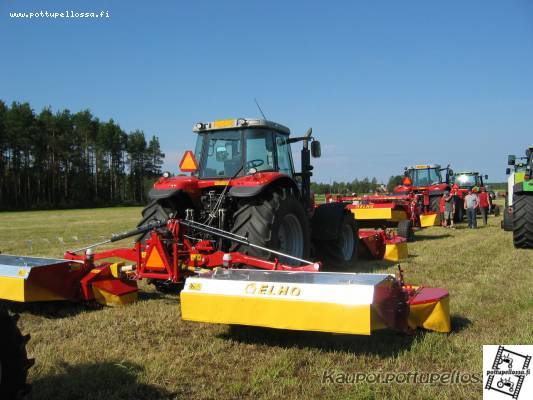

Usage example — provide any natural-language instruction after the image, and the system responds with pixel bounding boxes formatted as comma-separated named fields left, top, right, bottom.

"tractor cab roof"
left=406, top=164, right=441, bottom=170
left=193, top=118, right=290, bottom=135
left=455, top=171, right=479, bottom=176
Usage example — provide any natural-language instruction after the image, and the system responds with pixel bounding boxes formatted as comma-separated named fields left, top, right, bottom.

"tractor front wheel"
left=230, top=188, right=310, bottom=264
left=0, top=309, right=33, bottom=399
left=315, top=213, right=358, bottom=270
left=512, top=194, right=533, bottom=248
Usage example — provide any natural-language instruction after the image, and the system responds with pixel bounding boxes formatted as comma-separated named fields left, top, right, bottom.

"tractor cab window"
left=245, top=130, right=275, bottom=174
left=200, top=130, right=242, bottom=178
left=409, top=168, right=442, bottom=186
left=454, top=174, right=478, bottom=188
left=275, top=134, right=294, bottom=177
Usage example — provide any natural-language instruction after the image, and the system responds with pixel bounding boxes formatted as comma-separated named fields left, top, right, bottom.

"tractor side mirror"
left=526, top=148, right=531, bottom=157
left=508, top=155, right=516, bottom=165
left=311, top=140, right=321, bottom=158
left=505, top=168, right=511, bottom=175
left=484, top=174, right=488, bottom=180
left=448, top=169, right=454, bottom=177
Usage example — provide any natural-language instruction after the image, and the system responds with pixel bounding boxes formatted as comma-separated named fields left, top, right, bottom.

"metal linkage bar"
left=179, top=218, right=314, bottom=265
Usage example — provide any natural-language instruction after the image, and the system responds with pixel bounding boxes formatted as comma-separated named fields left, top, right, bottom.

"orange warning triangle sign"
left=146, top=247, right=165, bottom=269
left=179, top=150, right=198, bottom=172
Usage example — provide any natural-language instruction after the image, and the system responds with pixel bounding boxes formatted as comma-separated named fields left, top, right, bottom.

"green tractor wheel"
left=502, top=196, right=513, bottom=231
left=512, top=194, right=533, bottom=248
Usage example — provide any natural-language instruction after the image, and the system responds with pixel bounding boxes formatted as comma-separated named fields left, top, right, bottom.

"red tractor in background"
left=138, top=118, right=358, bottom=290
left=450, top=171, right=499, bottom=220
left=394, top=164, right=453, bottom=212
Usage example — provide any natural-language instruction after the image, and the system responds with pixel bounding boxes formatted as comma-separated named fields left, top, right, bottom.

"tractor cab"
left=452, top=172, right=487, bottom=190
left=507, top=146, right=533, bottom=177
left=393, top=164, right=453, bottom=212
left=404, top=164, right=448, bottom=187
left=192, top=119, right=296, bottom=179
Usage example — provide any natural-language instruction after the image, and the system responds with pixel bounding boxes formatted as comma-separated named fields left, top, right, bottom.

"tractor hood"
left=150, top=172, right=293, bottom=201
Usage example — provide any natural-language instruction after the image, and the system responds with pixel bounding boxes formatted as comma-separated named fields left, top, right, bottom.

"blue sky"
left=2, top=0, right=532, bottom=182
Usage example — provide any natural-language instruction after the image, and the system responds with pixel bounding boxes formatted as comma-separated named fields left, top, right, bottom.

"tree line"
left=310, top=176, right=404, bottom=195
left=0, top=100, right=164, bottom=210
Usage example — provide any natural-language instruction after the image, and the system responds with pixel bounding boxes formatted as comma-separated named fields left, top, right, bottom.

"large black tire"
left=230, top=188, right=310, bottom=265
left=0, top=310, right=33, bottom=399
left=502, top=197, right=513, bottom=231
left=502, top=206, right=513, bottom=231
left=397, top=220, right=414, bottom=242
left=512, top=194, right=533, bottom=248
left=136, top=200, right=173, bottom=243
left=314, top=213, right=358, bottom=270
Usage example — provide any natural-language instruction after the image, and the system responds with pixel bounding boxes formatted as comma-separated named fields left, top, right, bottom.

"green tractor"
left=506, top=146, right=533, bottom=248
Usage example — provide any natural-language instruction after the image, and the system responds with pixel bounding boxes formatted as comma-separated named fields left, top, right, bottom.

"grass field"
left=0, top=207, right=532, bottom=400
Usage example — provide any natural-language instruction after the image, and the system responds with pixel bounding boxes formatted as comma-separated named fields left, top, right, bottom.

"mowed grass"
left=0, top=207, right=532, bottom=400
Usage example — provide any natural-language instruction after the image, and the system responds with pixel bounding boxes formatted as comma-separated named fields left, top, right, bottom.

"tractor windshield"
left=195, top=128, right=278, bottom=178
left=408, top=168, right=442, bottom=186
left=454, top=174, right=479, bottom=188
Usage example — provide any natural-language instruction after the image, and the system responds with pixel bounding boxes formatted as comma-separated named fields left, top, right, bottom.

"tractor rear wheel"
left=314, top=213, right=358, bottom=270
left=230, top=188, right=310, bottom=264
left=136, top=200, right=173, bottom=242
left=397, top=220, right=414, bottom=242
left=0, top=309, right=33, bottom=399
left=512, top=194, right=533, bottom=248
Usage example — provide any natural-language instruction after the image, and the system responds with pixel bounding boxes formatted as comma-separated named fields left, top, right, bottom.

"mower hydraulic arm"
left=69, top=220, right=168, bottom=253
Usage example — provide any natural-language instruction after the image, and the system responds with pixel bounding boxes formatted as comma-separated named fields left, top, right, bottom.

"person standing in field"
left=478, top=187, right=491, bottom=225
left=464, top=189, right=479, bottom=228
left=442, top=190, right=455, bottom=228
left=439, top=195, right=446, bottom=226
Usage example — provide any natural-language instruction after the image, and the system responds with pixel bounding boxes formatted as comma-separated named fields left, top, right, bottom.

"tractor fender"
left=148, top=188, right=183, bottom=200
left=311, top=202, right=350, bottom=241
left=229, top=176, right=300, bottom=199
left=147, top=188, right=196, bottom=211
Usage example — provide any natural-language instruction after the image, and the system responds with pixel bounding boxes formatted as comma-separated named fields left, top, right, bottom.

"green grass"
left=0, top=207, right=532, bottom=399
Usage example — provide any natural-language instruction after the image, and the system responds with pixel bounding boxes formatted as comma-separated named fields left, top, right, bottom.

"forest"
left=0, top=100, right=418, bottom=210
left=0, top=100, right=164, bottom=210
left=311, top=176, right=403, bottom=195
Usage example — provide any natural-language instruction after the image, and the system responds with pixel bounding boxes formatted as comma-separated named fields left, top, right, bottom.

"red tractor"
left=450, top=171, right=499, bottom=220
left=394, top=164, right=453, bottom=212
left=138, top=118, right=358, bottom=288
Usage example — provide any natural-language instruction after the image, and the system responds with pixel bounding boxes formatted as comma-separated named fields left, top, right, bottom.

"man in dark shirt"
left=442, top=190, right=455, bottom=228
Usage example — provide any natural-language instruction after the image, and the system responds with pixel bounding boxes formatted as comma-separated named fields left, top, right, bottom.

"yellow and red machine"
left=325, top=193, right=440, bottom=243
left=0, top=218, right=450, bottom=334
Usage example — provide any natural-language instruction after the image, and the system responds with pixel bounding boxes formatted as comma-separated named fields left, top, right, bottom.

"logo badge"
left=483, top=345, right=532, bottom=399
